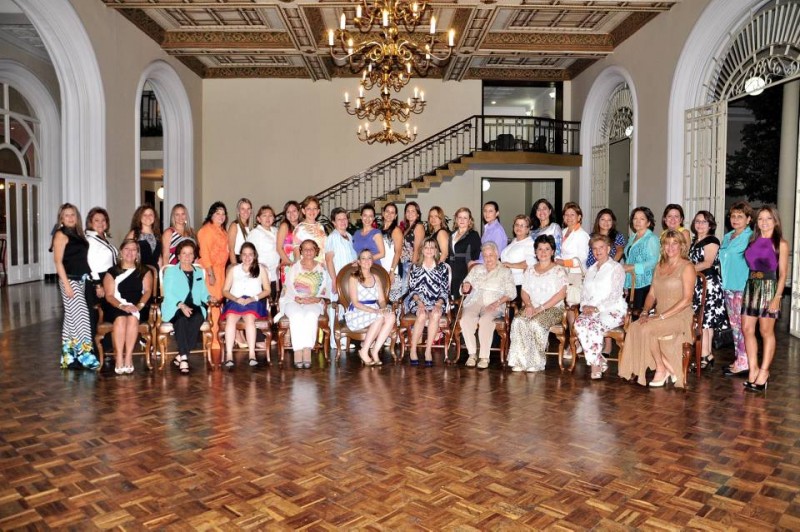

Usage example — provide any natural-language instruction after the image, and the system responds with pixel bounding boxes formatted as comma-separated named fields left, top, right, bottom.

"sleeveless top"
left=229, top=263, right=262, bottom=298
left=353, top=227, right=381, bottom=255
left=381, top=229, right=397, bottom=273
left=86, top=230, right=118, bottom=281
left=233, top=222, right=249, bottom=255
left=168, top=228, right=196, bottom=265
left=61, top=228, right=90, bottom=278
left=745, top=237, right=779, bottom=273
left=137, top=232, right=161, bottom=268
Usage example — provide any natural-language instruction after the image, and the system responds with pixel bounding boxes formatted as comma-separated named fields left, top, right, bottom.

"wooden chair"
left=543, top=302, right=570, bottom=371
left=0, top=237, right=7, bottom=287
left=396, top=264, right=453, bottom=365
left=276, top=299, right=330, bottom=365
left=154, top=265, right=214, bottom=369
left=682, top=272, right=707, bottom=384
left=334, top=264, right=397, bottom=361
left=568, top=270, right=636, bottom=372
left=451, top=302, right=512, bottom=365
left=217, top=266, right=274, bottom=363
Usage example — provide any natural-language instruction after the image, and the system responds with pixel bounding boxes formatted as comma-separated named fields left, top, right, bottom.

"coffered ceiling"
left=101, top=0, right=680, bottom=81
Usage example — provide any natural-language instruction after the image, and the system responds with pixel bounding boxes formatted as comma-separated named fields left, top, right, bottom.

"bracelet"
left=660, top=314, right=665, bottom=320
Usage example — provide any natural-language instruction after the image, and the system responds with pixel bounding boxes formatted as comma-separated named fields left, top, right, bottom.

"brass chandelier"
left=328, top=0, right=454, bottom=145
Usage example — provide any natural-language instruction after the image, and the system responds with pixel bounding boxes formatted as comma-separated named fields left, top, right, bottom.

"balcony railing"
left=140, top=91, right=163, bottom=137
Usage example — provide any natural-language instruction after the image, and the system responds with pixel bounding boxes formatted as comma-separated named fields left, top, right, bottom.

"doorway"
left=608, top=138, right=631, bottom=229
left=480, top=178, right=563, bottom=237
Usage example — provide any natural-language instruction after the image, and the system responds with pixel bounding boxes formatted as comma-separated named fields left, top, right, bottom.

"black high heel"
left=700, top=356, right=714, bottom=369
left=745, top=378, right=769, bottom=392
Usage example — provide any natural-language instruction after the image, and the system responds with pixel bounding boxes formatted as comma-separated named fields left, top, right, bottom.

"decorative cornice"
left=176, top=56, right=207, bottom=78
left=205, top=66, right=310, bottom=78
left=163, top=31, right=294, bottom=49
left=610, top=12, right=659, bottom=46
left=466, top=67, right=569, bottom=81
left=118, top=8, right=165, bottom=44
left=303, top=7, right=325, bottom=48
left=482, top=32, right=614, bottom=52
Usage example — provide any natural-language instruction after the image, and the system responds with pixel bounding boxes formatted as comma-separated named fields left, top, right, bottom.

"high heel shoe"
left=649, top=373, right=675, bottom=388
left=358, top=349, right=373, bottom=366
left=410, top=359, right=419, bottom=367
left=745, top=375, right=769, bottom=392
left=700, top=355, right=714, bottom=369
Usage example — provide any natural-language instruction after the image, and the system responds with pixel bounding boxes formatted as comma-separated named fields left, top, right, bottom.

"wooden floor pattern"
left=1, top=305, right=800, bottom=528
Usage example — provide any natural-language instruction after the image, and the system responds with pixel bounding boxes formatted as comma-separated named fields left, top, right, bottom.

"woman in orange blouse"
left=198, top=201, right=230, bottom=349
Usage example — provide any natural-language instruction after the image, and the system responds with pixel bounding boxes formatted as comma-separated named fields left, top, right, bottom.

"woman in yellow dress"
left=198, top=201, right=230, bottom=349
left=618, top=229, right=695, bottom=388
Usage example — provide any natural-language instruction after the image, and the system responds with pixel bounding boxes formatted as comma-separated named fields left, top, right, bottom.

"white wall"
left=570, top=0, right=712, bottom=210
left=202, top=78, right=482, bottom=213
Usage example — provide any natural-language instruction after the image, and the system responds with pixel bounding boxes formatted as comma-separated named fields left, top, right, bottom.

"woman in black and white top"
left=85, top=207, right=118, bottom=353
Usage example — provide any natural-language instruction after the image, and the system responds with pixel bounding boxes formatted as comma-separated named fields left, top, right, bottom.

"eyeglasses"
left=694, top=219, right=709, bottom=224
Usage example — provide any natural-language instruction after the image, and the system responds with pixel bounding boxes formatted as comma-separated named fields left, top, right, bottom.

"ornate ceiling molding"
left=162, top=31, right=294, bottom=49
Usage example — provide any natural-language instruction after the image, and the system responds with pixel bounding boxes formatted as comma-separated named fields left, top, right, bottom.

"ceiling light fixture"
left=744, top=75, right=766, bottom=96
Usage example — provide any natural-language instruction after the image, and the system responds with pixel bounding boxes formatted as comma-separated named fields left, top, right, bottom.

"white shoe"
left=512, top=366, right=524, bottom=372
left=465, top=355, right=477, bottom=367
left=526, top=367, right=538, bottom=373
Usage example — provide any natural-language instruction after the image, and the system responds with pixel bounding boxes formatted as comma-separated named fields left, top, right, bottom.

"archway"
left=134, top=60, right=194, bottom=220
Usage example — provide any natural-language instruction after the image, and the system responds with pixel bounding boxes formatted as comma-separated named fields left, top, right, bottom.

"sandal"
left=179, top=359, right=190, bottom=374
left=700, top=355, right=715, bottom=369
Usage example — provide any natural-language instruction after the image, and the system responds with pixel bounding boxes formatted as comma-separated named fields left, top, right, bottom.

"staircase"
left=315, top=115, right=582, bottom=218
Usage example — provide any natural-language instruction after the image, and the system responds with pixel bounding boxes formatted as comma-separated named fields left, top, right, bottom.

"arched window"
left=0, top=83, right=39, bottom=178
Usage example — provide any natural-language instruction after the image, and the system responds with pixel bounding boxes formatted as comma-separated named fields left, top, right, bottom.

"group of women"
left=53, top=196, right=787, bottom=390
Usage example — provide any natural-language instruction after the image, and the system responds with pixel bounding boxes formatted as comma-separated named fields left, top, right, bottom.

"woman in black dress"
left=689, top=210, right=728, bottom=369
left=448, top=207, right=481, bottom=299
left=103, top=238, right=153, bottom=374
left=125, top=204, right=162, bottom=270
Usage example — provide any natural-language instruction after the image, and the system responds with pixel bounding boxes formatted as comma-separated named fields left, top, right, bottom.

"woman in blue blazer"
left=623, top=207, right=661, bottom=312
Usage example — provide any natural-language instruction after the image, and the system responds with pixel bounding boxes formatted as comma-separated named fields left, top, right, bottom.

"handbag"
left=565, top=261, right=585, bottom=307
left=712, top=328, right=734, bottom=349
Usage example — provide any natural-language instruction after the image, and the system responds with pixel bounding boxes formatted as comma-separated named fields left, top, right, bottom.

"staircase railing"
left=316, top=114, right=580, bottom=215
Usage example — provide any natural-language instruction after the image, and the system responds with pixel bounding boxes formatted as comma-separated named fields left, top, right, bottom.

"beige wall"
left=570, top=0, right=712, bottom=211
left=69, top=0, right=203, bottom=229
left=202, top=78, right=482, bottom=214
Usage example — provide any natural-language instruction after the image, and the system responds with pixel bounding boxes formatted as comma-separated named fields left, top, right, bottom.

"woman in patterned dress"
left=125, top=204, right=161, bottom=270
left=404, top=238, right=450, bottom=366
left=281, top=239, right=331, bottom=369
left=587, top=208, right=624, bottom=265
left=345, top=249, right=395, bottom=366
left=399, top=202, right=426, bottom=295
left=380, top=202, right=404, bottom=302
left=293, top=196, right=327, bottom=263
left=277, top=200, right=300, bottom=284
left=102, top=238, right=153, bottom=374
left=161, top=203, right=196, bottom=266
left=507, top=235, right=567, bottom=373
left=689, top=210, right=729, bottom=369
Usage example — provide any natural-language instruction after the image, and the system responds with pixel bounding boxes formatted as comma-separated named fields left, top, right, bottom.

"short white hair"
left=481, top=241, right=499, bottom=255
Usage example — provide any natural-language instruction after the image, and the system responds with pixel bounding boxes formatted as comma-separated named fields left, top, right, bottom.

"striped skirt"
left=742, top=275, right=780, bottom=319
left=59, top=278, right=99, bottom=369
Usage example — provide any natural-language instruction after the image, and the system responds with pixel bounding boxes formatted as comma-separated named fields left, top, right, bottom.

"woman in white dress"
left=573, top=234, right=627, bottom=379
left=500, top=214, right=536, bottom=302
left=247, top=205, right=281, bottom=292
left=556, top=202, right=590, bottom=356
left=507, top=235, right=567, bottom=372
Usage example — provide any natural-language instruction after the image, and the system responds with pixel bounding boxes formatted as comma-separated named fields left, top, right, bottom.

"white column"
left=778, top=81, right=799, bottom=253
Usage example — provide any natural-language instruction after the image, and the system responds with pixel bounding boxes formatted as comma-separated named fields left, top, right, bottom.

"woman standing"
left=404, top=238, right=450, bottom=366
left=556, top=202, right=590, bottom=307
left=622, top=207, right=660, bottom=312
left=197, top=202, right=229, bottom=349
left=459, top=242, right=516, bottom=369
left=281, top=239, right=331, bottom=369
left=618, top=230, right=695, bottom=388
left=530, top=198, right=562, bottom=256
left=400, top=202, right=426, bottom=291
left=741, top=206, right=789, bottom=392
left=161, top=203, right=196, bottom=266
left=325, top=207, right=357, bottom=299
left=448, top=207, right=481, bottom=299
left=227, top=198, right=252, bottom=264
left=102, top=239, right=153, bottom=374
left=662, top=204, right=692, bottom=248
left=161, top=240, right=213, bottom=374
left=507, top=235, right=567, bottom=373
left=126, top=205, right=161, bottom=270
left=381, top=203, right=404, bottom=301
left=85, top=207, right=118, bottom=354
left=277, top=200, right=301, bottom=284
left=573, top=234, right=627, bottom=379
left=719, top=202, right=753, bottom=376
left=587, top=208, right=624, bottom=265
left=689, top=211, right=729, bottom=369
left=52, top=203, right=100, bottom=370
left=247, top=205, right=281, bottom=293
left=478, top=201, right=508, bottom=262
left=353, top=204, right=385, bottom=260
left=293, top=196, right=327, bottom=263
left=345, top=249, right=395, bottom=366
left=427, top=206, right=450, bottom=263
left=500, top=214, right=535, bottom=301
left=221, top=242, right=271, bottom=368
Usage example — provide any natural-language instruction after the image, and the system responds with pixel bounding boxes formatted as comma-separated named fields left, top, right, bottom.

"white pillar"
left=778, top=81, right=799, bottom=251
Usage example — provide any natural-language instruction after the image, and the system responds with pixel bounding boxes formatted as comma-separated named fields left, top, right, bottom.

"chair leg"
left=95, top=333, right=105, bottom=369
left=203, top=330, right=212, bottom=367
left=695, top=340, right=702, bottom=377
left=322, top=329, right=330, bottom=362
left=144, top=333, right=153, bottom=370
left=158, top=335, right=168, bottom=370
left=277, top=330, right=286, bottom=366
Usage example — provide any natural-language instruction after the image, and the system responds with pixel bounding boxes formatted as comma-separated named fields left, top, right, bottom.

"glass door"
left=1, top=174, right=40, bottom=284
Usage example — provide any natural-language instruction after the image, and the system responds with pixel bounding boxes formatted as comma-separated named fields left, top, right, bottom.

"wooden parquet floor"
left=1, top=314, right=800, bottom=529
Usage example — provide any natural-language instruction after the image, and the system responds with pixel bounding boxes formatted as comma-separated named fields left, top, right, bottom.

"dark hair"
left=562, top=202, right=583, bottom=225
left=382, top=202, right=399, bottom=236
left=86, top=207, right=111, bottom=238
left=238, top=242, right=261, bottom=278
left=690, top=210, right=717, bottom=238
left=330, top=207, right=348, bottom=223
left=403, top=201, right=422, bottom=234
left=530, top=198, right=556, bottom=227
left=255, top=205, right=275, bottom=229
left=534, top=234, right=556, bottom=253
left=175, top=238, right=198, bottom=259
left=629, top=206, right=655, bottom=232
left=130, top=204, right=162, bottom=239
left=299, top=238, right=320, bottom=256
left=483, top=201, right=500, bottom=220
left=281, top=200, right=300, bottom=232
left=592, top=208, right=619, bottom=243
left=661, top=203, right=685, bottom=230
left=353, top=249, right=374, bottom=284
left=749, top=205, right=783, bottom=252
left=203, top=201, right=228, bottom=228
left=729, top=201, right=754, bottom=221
left=360, top=203, right=375, bottom=216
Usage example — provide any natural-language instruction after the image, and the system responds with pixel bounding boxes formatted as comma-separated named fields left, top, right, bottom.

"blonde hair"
left=452, top=207, right=474, bottom=232
left=659, top=229, right=690, bottom=264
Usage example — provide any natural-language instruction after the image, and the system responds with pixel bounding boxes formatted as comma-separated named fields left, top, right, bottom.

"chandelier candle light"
left=328, top=0, right=454, bottom=145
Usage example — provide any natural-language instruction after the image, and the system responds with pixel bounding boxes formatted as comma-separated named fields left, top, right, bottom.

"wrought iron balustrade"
left=140, top=91, right=163, bottom=137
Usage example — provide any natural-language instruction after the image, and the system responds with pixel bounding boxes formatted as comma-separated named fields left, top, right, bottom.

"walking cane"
left=445, top=282, right=470, bottom=364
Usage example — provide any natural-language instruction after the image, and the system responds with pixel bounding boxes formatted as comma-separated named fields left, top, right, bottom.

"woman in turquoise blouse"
left=718, top=201, right=753, bottom=376
left=622, top=207, right=660, bottom=312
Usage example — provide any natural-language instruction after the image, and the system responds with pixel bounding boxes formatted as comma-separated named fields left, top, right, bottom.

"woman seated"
left=459, top=242, right=516, bottom=369
left=507, top=235, right=567, bottom=372
left=345, top=249, right=395, bottom=366
left=102, top=238, right=153, bottom=374
left=573, top=234, right=627, bottom=379
left=281, top=239, right=331, bottom=369
left=618, top=230, right=695, bottom=388
left=404, top=238, right=450, bottom=366
left=221, top=242, right=271, bottom=368
left=161, top=240, right=214, bottom=374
